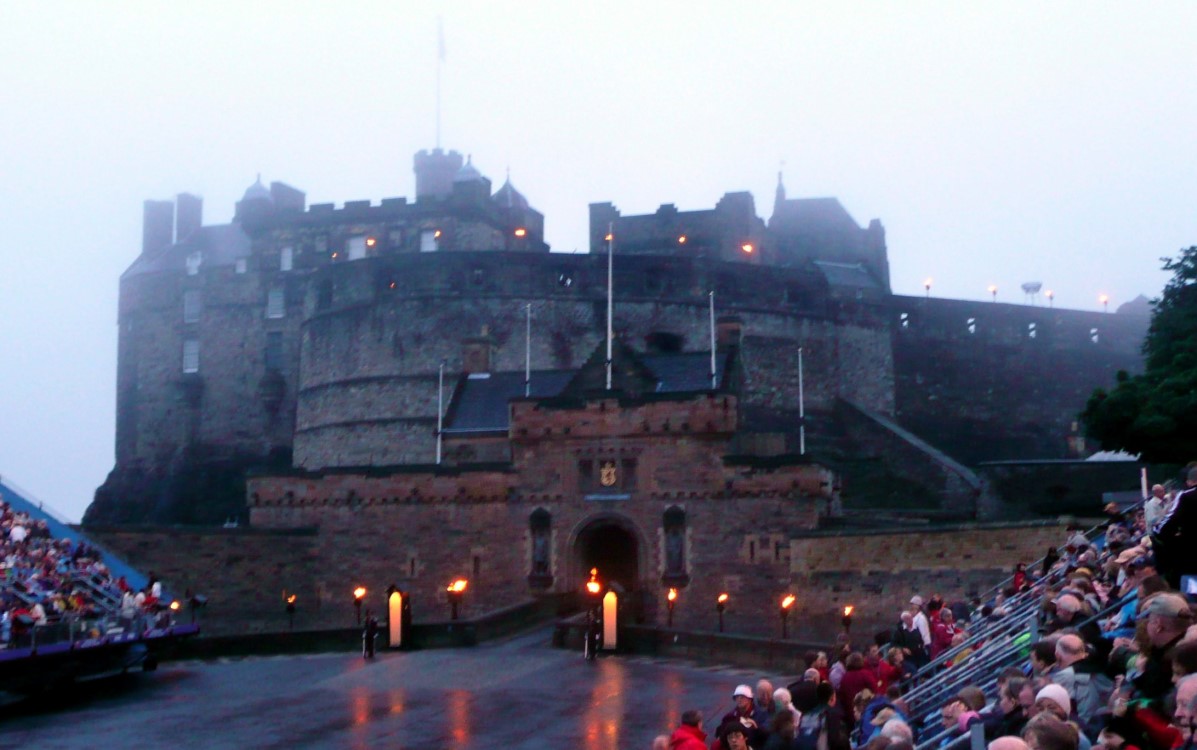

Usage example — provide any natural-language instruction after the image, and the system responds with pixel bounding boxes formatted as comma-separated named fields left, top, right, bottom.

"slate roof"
left=442, top=370, right=574, bottom=433
left=443, top=347, right=734, bottom=433
left=770, top=197, right=862, bottom=234
left=122, top=223, right=252, bottom=280
left=813, top=260, right=882, bottom=290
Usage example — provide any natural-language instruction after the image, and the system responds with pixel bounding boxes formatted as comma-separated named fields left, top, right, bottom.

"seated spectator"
left=1023, top=714, right=1080, bottom=750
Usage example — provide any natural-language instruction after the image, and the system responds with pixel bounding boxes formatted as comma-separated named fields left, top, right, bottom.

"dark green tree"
left=1082, top=246, right=1197, bottom=463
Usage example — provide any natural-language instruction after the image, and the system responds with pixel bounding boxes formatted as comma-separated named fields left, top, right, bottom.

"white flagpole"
left=605, top=222, right=613, bottom=391
left=709, top=291, right=717, bottom=390
left=525, top=303, right=532, bottom=398
left=436, top=18, right=445, bottom=149
left=436, top=359, right=445, bottom=464
left=798, top=347, right=806, bottom=455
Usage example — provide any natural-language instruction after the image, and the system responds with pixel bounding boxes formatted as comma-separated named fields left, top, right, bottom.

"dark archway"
left=574, top=521, right=640, bottom=592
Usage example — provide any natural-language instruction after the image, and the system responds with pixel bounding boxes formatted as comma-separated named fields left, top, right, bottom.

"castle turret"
left=234, top=176, right=274, bottom=222
left=414, top=148, right=465, bottom=201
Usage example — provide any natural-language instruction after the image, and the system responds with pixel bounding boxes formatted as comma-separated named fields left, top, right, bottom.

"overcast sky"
left=1, top=2, right=1194, bottom=522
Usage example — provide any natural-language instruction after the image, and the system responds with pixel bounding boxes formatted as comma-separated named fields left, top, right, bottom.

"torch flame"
left=667, top=588, right=678, bottom=602
left=353, top=587, right=367, bottom=600
left=169, top=600, right=180, bottom=611
left=287, top=594, right=297, bottom=604
left=843, top=605, right=854, bottom=617
left=717, top=593, right=729, bottom=604
left=447, top=579, right=468, bottom=593
left=781, top=594, right=796, bottom=610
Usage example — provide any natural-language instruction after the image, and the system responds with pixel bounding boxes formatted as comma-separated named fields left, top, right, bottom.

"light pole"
left=1099, top=294, right=1109, bottom=313
left=585, top=569, right=602, bottom=660
left=353, top=586, right=367, bottom=626
left=988, top=285, right=997, bottom=303
left=666, top=588, right=677, bottom=628
left=841, top=605, right=854, bottom=636
left=286, top=594, right=297, bottom=631
left=1045, top=290, right=1054, bottom=308
left=924, top=278, right=932, bottom=299
left=716, top=593, right=729, bottom=633
left=780, top=594, right=796, bottom=639
left=446, top=579, right=468, bottom=620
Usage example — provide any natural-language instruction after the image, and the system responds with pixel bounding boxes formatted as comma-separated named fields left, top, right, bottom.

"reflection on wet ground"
left=1, top=628, right=785, bottom=749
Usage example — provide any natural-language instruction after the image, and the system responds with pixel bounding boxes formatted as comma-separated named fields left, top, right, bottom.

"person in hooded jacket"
left=668, top=710, right=707, bottom=750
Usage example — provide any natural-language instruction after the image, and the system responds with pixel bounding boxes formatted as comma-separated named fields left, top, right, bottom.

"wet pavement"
left=0, top=628, right=788, bottom=749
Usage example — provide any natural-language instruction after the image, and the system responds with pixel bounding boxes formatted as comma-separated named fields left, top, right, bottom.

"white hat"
left=733, top=684, right=754, bottom=699
left=910, top=595, right=925, bottom=607
left=1036, top=684, right=1071, bottom=716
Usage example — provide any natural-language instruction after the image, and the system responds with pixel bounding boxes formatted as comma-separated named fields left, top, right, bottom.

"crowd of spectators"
left=0, top=494, right=163, bottom=647
left=655, top=466, right=1197, bottom=750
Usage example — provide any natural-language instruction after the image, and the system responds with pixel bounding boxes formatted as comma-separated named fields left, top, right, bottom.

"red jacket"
left=838, top=666, right=880, bottom=715
left=669, top=724, right=707, bottom=750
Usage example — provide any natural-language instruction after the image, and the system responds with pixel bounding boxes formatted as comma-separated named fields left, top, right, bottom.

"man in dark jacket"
left=715, top=685, right=770, bottom=749
left=1153, top=467, right=1197, bottom=588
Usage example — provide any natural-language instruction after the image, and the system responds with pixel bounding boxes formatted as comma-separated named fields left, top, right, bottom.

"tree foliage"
left=1082, top=246, right=1197, bottom=463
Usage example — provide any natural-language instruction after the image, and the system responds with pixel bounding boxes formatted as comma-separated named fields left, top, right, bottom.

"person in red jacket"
left=668, top=710, right=708, bottom=750
left=837, top=652, right=881, bottom=718
left=930, top=609, right=959, bottom=660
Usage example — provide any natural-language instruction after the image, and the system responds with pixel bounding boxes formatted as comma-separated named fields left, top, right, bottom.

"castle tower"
left=414, top=148, right=465, bottom=201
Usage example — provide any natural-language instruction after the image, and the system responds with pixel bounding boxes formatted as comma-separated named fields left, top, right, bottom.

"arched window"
left=663, top=506, right=689, bottom=587
left=528, top=509, right=552, bottom=588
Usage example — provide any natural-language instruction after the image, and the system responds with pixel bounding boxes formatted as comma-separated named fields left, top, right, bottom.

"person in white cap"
left=909, top=596, right=932, bottom=664
left=715, top=684, right=769, bottom=750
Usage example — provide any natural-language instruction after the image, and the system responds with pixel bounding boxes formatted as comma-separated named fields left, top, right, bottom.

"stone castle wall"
left=87, top=519, right=1066, bottom=642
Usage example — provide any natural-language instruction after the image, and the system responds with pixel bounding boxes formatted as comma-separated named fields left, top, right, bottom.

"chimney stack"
left=142, top=200, right=174, bottom=255
left=175, top=193, right=203, bottom=242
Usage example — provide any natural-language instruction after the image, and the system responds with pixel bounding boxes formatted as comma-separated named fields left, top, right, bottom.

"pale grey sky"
left=1, top=2, right=1194, bottom=521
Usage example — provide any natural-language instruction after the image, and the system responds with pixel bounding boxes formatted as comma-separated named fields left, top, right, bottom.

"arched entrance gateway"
left=572, top=515, right=643, bottom=593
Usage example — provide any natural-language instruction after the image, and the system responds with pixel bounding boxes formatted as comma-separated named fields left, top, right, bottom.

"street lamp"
left=353, top=586, right=367, bottom=626
left=780, top=594, right=796, bottom=639
left=988, top=285, right=998, bottom=303
left=716, top=593, right=729, bottom=633
left=446, top=579, right=468, bottom=620
left=286, top=594, right=297, bottom=631
left=666, top=588, right=678, bottom=628
left=1099, top=294, right=1109, bottom=313
left=585, top=568, right=602, bottom=660
left=924, top=278, right=932, bottom=299
left=841, top=605, right=854, bottom=635
left=1045, top=290, right=1054, bottom=308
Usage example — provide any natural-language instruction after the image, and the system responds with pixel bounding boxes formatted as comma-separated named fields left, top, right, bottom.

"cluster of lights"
left=921, top=280, right=1117, bottom=311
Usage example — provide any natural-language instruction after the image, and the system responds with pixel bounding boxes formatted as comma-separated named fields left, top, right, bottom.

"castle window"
left=420, top=230, right=439, bottom=253
left=186, top=251, right=203, bottom=276
left=182, top=339, right=200, bottom=374
left=316, top=279, right=333, bottom=310
left=265, top=332, right=284, bottom=371
left=346, top=236, right=367, bottom=261
left=280, top=246, right=293, bottom=271
left=528, top=508, right=552, bottom=586
left=182, top=290, right=202, bottom=324
left=470, top=268, right=485, bottom=287
left=266, top=287, right=285, bottom=319
left=1090, top=328, right=1099, bottom=344
left=899, top=312, right=909, bottom=329
left=235, top=258, right=248, bottom=274
left=663, top=506, right=688, bottom=585
left=557, top=272, right=574, bottom=289
left=967, top=317, right=976, bottom=334
left=1028, top=322, right=1037, bottom=339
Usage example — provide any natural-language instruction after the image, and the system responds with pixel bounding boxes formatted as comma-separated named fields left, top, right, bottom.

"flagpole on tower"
left=798, top=347, right=806, bottom=456
left=436, top=359, right=446, bottom=464
left=436, top=17, right=445, bottom=149
left=524, top=303, right=532, bottom=398
left=605, top=222, right=614, bottom=391
left=709, top=291, right=717, bottom=390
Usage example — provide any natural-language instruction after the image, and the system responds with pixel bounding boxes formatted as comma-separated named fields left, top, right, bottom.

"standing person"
left=362, top=610, right=379, bottom=658
left=666, top=709, right=706, bottom=750
left=893, top=612, right=927, bottom=672
left=715, top=685, right=769, bottom=749
left=1152, top=467, right=1197, bottom=588
left=1144, top=484, right=1168, bottom=531
left=910, top=597, right=932, bottom=664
